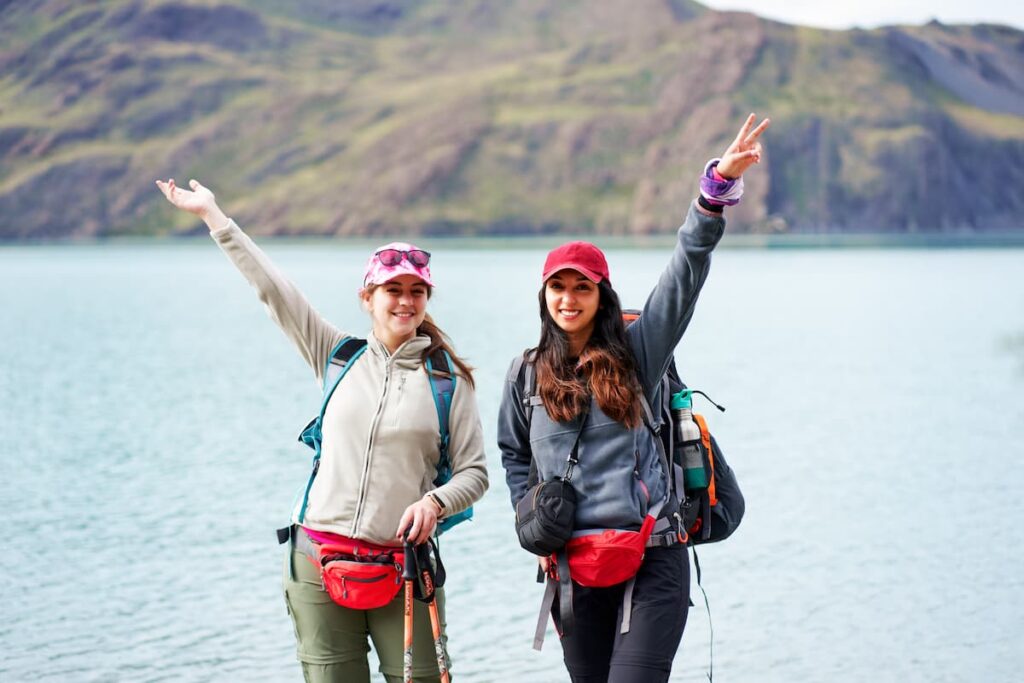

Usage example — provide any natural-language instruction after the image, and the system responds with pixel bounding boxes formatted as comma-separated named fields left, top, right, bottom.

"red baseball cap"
left=542, top=241, right=610, bottom=283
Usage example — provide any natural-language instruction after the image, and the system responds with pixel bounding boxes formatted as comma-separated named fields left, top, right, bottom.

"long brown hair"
left=362, top=284, right=475, bottom=387
left=418, top=312, right=475, bottom=387
left=533, top=279, right=640, bottom=427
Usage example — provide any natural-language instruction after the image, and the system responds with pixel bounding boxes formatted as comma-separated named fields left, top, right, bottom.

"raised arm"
left=628, top=114, right=769, bottom=396
left=155, top=178, right=343, bottom=383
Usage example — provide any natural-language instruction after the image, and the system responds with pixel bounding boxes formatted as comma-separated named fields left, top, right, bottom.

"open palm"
left=155, top=178, right=216, bottom=217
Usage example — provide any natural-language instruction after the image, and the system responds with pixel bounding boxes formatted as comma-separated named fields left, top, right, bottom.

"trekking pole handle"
left=402, top=530, right=417, bottom=580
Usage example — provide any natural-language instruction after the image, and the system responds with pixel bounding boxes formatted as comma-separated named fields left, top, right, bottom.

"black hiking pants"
left=553, top=543, right=690, bottom=683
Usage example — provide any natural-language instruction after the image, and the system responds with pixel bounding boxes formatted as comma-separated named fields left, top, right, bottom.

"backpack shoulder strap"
left=323, top=336, right=368, bottom=396
left=510, top=349, right=538, bottom=427
left=637, top=374, right=680, bottom=520
left=509, top=350, right=542, bottom=488
left=426, top=349, right=474, bottom=535
left=295, top=336, right=367, bottom=524
left=425, top=348, right=456, bottom=480
left=300, top=336, right=368, bottom=449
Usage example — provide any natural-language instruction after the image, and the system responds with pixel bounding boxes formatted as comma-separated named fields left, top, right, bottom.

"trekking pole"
left=419, top=546, right=450, bottom=683
left=403, top=533, right=416, bottom=683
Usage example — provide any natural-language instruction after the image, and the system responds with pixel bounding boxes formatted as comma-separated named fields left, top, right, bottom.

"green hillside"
left=1, top=0, right=1022, bottom=238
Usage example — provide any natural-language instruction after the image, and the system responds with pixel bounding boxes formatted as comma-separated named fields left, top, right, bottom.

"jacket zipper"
left=351, top=356, right=392, bottom=536
left=341, top=573, right=394, bottom=599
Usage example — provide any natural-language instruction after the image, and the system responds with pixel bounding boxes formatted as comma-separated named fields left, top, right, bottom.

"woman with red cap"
left=156, top=179, right=488, bottom=683
left=498, top=114, right=769, bottom=682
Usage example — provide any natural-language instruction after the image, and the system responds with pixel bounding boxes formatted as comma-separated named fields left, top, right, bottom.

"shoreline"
left=3, top=231, right=1024, bottom=249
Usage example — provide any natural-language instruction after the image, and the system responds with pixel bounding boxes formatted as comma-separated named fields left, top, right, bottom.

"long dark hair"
left=362, top=284, right=475, bottom=387
left=532, top=279, right=640, bottom=427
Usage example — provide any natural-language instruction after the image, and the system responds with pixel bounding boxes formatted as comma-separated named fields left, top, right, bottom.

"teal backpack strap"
left=295, top=336, right=368, bottom=524
left=426, top=349, right=472, bottom=534
left=425, top=350, right=455, bottom=480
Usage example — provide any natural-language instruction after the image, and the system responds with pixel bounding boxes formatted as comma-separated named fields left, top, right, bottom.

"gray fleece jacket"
left=212, top=220, right=489, bottom=546
left=497, top=202, right=724, bottom=532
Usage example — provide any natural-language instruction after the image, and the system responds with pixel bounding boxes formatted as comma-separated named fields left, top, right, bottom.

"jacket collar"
left=367, top=331, right=431, bottom=369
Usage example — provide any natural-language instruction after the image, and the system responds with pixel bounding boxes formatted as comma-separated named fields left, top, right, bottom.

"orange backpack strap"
left=693, top=413, right=717, bottom=506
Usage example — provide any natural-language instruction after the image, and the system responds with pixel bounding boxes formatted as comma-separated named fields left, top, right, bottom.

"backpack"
left=292, top=335, right=473, bottom=535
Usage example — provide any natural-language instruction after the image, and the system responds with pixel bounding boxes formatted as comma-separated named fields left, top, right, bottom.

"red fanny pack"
left=306, top=534, right=404, bottom=610
left=557, top=514, right=657, bottom=588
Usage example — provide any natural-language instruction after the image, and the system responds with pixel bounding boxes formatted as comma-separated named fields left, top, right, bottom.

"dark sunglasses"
left=375, top=248, right=431, bottom=268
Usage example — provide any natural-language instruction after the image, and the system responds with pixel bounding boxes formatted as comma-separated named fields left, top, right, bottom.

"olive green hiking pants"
left=283, top=547, right=450, bottom=683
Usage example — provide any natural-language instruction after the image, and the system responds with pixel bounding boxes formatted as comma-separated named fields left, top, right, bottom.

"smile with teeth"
left=559, top=309, right=581, bottom=319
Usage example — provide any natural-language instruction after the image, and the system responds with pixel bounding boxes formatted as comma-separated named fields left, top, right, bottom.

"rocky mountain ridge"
left=1, top=0, right=1022, bottom=238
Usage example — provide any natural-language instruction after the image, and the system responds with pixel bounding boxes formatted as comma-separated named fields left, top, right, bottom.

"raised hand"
left=155, top=178, right=228, bottom=231
left=716, top=113, right=771, bottom=180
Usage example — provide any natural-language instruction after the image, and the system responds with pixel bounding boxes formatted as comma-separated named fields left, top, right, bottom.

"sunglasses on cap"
left=374, top=248, right=431, bottom=268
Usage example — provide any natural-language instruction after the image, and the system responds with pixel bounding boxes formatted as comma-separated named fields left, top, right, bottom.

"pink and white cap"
left=361, top=241, right=435, bottom=290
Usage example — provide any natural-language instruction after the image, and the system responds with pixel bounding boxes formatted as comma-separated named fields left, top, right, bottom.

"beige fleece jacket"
left=212, top=220, right=488, bottom=545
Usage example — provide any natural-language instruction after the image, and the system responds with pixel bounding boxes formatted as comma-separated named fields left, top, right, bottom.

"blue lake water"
left=2, top=240, right=1022, bottom=682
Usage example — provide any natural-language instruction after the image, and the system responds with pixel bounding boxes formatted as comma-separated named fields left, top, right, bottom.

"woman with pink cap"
left=156, top=178, right=488, bottom=683
left=498, top=114, right=769, bottom=682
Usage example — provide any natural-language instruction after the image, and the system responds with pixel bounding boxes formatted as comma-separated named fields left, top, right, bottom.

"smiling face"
left=362, top=274, right=430, bottom=352
left=545, top=268, right=600, bottom=354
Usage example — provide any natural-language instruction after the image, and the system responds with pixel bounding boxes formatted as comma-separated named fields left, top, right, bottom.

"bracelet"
left=426, top=493, right=445, bottom=515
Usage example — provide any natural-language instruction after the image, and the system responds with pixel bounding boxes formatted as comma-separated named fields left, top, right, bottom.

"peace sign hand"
left=716, top=113, right=770, bottom=180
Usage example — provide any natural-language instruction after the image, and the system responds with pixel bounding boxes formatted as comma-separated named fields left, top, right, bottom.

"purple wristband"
left=699, top=158, right=743, bottom=206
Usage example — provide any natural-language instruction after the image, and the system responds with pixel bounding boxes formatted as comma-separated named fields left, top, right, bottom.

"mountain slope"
left=0, top=0, right=1021, bottom=238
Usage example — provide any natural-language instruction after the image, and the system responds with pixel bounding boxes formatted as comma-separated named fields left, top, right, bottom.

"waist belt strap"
left=652, top=516, right=674, bottom=533
left=281, top=525, right=321, bottom=582
left=532, top=553, right=576, bottom=651
left=557, top=552, right=574, bottom=638
left=533, top=571, right=558, bottom=651
left=293, top=527, right=319, bottom=562
left=620, top=576, right=638, bottom=634
left=646, top=530, right=680, bottom=548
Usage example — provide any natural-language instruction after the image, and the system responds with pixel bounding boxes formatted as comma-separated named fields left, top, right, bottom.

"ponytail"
left=418, top=313, right=475, bottom=388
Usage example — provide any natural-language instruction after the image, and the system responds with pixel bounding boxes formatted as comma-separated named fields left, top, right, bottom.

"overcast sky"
left=699, top=0, right=1024, bottom=30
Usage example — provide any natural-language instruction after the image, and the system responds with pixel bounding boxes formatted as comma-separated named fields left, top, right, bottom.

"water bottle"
left=671, top=390, right=707, bottom=491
